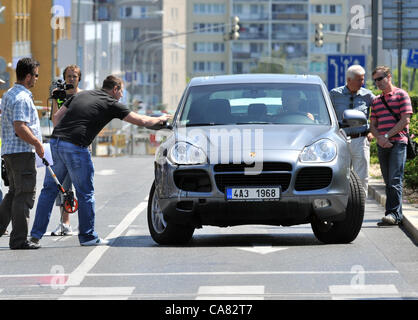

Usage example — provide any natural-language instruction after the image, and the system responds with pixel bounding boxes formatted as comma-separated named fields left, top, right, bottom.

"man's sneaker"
left=377, top=214, right=399, bottom=226
left=11, top=239, right=41, bottom=250
left=51, top=223, right=73, bottom=236
left=80, top=238, right=109, bottom=246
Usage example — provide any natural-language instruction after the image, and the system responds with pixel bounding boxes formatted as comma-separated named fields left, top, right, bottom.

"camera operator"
left=49, top=65, right=83, bottom=236
left=51, top=65, right=82, bottom=124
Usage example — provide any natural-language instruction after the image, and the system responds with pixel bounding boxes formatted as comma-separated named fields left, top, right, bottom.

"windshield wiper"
left=236, top=122, right=273, bottom=125
left=185, top=123, right=220, bottom=127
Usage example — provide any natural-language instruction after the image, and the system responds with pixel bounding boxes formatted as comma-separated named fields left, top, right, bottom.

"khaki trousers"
left=349, top=136, right=370, bottom=197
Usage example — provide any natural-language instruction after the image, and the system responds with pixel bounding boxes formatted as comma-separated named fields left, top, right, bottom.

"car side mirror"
left=340, top=109, right=367, bottom=128
left=147, top=121, right=173, bottom=131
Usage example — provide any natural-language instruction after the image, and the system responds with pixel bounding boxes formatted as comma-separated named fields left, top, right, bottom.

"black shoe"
left=11, top=240, right=41, bottom=250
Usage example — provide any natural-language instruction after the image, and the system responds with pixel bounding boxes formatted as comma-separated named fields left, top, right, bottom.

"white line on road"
left=196, top=286, right=265, bottom=300
left=329, top=284, right=399, bottom=300
left=65, top=201, right=148, bottom=287
left=237, top=246, right=288, bottom=255
left=85, top=270, right=400, bottom=277
left=0, top=269, right=399, bottom=280
left=60, top=287, right=135, bottom=300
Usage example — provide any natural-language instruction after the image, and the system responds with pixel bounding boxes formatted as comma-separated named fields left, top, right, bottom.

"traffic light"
left=231, top=16, right=240, bottom=40
left=315, top=23, right=324, bottom=47
left=224, top=16, right=240, bottom=41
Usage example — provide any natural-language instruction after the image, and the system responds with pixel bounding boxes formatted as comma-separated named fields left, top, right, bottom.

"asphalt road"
left=0, top=155, right=417, bottom=303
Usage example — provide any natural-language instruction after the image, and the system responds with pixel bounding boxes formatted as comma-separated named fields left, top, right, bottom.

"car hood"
left=174, top=124, right=335, bottom=151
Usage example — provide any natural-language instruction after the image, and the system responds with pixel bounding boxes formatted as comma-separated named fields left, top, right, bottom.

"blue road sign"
left=406, top=49, right=418, bottom=69
left=327, top=55, right=366, bottom=91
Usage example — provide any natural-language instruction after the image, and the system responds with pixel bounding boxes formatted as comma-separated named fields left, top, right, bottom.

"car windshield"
left=178, top=83, right=331, bottom=126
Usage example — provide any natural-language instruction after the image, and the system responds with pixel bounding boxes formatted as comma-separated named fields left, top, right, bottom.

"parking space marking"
left=196, top=286, right=265, bottom=300
left=60, top=287, right=134, bottom=300
left=65, top=201, right=147, bottom=287
left=329, top=284, right=399, bottom=299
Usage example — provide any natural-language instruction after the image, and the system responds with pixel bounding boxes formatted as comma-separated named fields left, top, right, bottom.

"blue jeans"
left=377, top=142, right=407, bottom=222
left=31, top=138, right=98, bottom=243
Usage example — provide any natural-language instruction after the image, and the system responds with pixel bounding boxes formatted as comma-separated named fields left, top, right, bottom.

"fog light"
left=313, top=199, right=331, bottom=209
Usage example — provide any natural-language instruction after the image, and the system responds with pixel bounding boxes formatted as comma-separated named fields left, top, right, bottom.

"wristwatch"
left=384, top=133, right=389, bottom=139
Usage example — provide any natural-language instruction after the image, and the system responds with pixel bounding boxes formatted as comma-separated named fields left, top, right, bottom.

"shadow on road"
left=109, top=232, right=323, bottom=248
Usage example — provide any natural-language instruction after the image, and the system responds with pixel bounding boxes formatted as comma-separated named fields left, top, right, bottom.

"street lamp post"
left=149, top=43, right=186, bottom=109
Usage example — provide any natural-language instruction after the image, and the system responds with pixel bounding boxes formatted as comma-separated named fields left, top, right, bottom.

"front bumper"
left=154, top=152, right=350, bottom=228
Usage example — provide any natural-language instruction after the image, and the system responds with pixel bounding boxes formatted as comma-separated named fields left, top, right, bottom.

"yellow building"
left=0, top=0, right=71, bottom=108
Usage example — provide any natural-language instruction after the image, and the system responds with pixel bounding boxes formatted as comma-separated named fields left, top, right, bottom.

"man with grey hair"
left=330, top=65, right=375, bottom=196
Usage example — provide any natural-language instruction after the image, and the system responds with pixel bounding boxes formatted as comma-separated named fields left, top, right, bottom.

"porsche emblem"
left=249, top=152, right=256, bottom=158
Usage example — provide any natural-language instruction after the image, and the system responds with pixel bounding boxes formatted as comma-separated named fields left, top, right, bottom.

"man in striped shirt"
left=370, top=66, right=413, bottom=226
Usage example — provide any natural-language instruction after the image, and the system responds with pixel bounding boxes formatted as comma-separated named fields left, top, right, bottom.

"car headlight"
left=299, top=139, right=337, bottom=163
left=168, top=142, right=207, bottom=165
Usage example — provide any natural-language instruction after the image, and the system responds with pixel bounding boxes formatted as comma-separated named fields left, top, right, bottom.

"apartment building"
left=187, top=0, right=310, bottom=79
left=96, top=0, right=186, bottom=112
left=310, top=0, right=389, bottom=81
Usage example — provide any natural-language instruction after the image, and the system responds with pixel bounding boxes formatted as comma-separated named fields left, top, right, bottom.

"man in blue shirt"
left=330, top=65, right=375, bottom=196
left=0, top=57, right=44, bottom=249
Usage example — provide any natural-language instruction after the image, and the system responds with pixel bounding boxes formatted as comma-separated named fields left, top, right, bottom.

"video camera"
left=51, top=79, right=74, bottom=101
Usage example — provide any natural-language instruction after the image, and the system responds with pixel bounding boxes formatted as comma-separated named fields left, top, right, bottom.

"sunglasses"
left=349, top=96, right=354, bottom=108
left=373, top=74, right=386, bottom=82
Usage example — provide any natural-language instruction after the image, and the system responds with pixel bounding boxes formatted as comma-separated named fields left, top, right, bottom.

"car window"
left=179, top=83, right=331, bottom=126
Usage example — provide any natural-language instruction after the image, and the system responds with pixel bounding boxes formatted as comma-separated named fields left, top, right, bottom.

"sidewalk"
left=368, top=178, right=418, bottom=244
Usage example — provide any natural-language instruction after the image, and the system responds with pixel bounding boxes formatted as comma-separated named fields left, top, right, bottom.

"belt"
left=348, top=131, right=368, bottom=139
left=52, top=137, right=87, bottom=148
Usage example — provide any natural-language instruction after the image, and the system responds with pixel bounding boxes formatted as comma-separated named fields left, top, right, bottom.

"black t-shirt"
left=51, top=89, right=131, bottom=146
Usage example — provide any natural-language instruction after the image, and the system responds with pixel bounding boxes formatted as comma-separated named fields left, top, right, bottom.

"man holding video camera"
left=49, top=65, right=83, bottom=236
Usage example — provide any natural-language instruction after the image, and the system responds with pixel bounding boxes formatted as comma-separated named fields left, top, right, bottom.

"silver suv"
left=148, top=74, right=367, bottom=245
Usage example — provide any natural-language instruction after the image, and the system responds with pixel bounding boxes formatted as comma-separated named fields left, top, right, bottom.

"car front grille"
left=214, top=162, right=292, bottom=193
left=215, top=173, right=292, bottom=193
left=173, top=169, right=212, bottom=192
left=214, top=162, right=292, bottom=172
left=294, top=167, right=333, bottom=191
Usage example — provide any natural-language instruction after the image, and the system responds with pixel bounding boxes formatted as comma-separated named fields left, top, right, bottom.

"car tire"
left=311, top=171, right=365, bottom=244
left=147, top=182, right=195, bottom=245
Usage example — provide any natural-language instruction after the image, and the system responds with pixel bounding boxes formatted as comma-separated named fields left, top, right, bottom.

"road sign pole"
left=410, top=68, right=416, bottom=91
left=372, top=0, right=378, bottom=71
left=397, top=0, right=403, bottom=88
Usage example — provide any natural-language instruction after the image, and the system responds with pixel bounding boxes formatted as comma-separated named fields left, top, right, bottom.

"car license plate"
left=226, top=186, right=281, bottom=201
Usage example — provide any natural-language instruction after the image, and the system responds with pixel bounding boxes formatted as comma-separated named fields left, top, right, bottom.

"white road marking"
left=65, top=201, right=148, bottom=287
left=95, top=169, right=116, bottom=176
left=125, top=228, right=143, bottom=237
left=0, top=269, right=399, bottom=281
left=329, top=284, right=399, bottom=299
left=85, top=270, right=399, bottom=277
left=237, top=245, right=288, bottom=255
left=60, top=287, right=134, bottom=300
left=196, top=285, right=265, bottom=300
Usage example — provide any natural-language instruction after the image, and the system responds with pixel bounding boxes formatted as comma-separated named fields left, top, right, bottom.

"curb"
left=368, top=178, right=418, bottom=244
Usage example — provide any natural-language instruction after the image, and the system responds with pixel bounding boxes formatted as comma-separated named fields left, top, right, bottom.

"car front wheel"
left=311, top=171, right=365, bottom=244
left=147, top=182, right=195, bottom=245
